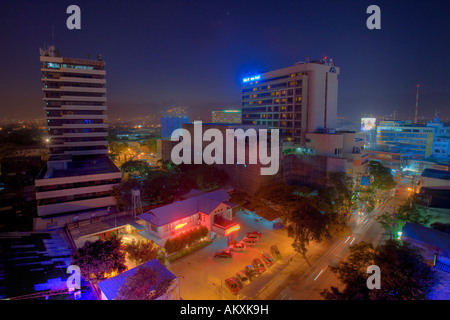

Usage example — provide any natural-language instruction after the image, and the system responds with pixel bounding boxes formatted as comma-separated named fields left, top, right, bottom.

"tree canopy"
left=115, top=265, right=173, bottom=300
left=369, top=161, right=397, bottom=191
left=321, top=240, right=437, bottom=300
left=71, top=236, right=127, bottom=283
left=124, top=240, right=165, bottom=266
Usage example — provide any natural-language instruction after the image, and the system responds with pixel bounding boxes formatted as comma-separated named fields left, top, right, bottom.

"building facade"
left=34, top=46, right=121, bottom=229
left=138, top=189, right=239, bottom=246
left=241, top=58, right=339, bottom=145
left=211, top=109, right=242, bottom=124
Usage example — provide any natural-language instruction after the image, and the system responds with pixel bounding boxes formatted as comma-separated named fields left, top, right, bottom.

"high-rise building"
left=211, top=109, right=242, bottom=124
left=160, top=116, right=190, bottom=139
left=34, top=46, right=122, bottom=228
left=241, top=58, right=339, bottom=145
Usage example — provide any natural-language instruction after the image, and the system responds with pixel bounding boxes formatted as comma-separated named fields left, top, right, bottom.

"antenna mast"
left=414, top=84, right=419, bottom=124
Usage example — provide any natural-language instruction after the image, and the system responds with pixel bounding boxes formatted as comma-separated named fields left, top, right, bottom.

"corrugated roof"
left=402, top=222, right=450, bottom=252
left=97, top=259, right=176, bottom=300
left=421, top=168, right=450, bottom=181
left=139, top=189, right=231, bottom=227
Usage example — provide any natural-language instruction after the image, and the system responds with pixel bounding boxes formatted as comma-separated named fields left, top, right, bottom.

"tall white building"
left=34, top=46, right=122, bottom=229
left=241, top=58, right=339, bottom=145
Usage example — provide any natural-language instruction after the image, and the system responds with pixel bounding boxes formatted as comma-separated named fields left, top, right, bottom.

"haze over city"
left=1, top=0, right=449, bottom=122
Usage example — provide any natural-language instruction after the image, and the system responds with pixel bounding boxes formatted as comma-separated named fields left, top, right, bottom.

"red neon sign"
left=175, top=222, right=187, bottom=230
left=225, top=224, right=240, bottom=235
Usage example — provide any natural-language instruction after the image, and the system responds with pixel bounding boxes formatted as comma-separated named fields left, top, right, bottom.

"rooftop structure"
left=97, top=259, right=179, bottom=300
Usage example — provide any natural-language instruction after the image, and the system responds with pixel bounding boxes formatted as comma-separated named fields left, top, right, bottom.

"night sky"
left=1, top=0, right=449, bottom=122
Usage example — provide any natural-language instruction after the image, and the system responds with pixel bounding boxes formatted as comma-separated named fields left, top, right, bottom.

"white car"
left=236, top=271, right=251, bottom=287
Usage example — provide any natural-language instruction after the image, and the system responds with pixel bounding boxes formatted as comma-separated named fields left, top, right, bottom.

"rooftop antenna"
left=414, top=84, right=419, bottom=124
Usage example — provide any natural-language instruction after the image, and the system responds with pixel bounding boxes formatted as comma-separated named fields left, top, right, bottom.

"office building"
left=376, top=120, right=435, bottom=157
left=241, top=58, right=339, bottom=145
left=160, top=116, right=190, bottom=139
left=34, top=46, right=122, bottom=229
left=211, top=109, right=242, bottom=124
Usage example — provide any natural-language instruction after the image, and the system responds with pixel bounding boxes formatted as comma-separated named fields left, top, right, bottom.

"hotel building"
left=34, top=46, right=122, bottom=229
left=241, top=58, right=339, bottom=145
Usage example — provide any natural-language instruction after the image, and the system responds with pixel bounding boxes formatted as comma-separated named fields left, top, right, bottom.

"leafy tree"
left=164, top=226, right=209, bottom=255
left=396, top=196, right=432, bottom=226
left=321, top=240, right=437, bottom=300
left=115, top=265, right=173, bottom=300
left=71, top=236, right=127, bottom=283
left=327, top=172, right=356, bottom=216
left=111, top=178, right=141, bottom=212
left=142, top=137, right=158, bottom=154
left=121, top=160, right=153, bottom=177
left=124, top=240, right=165, bottom=265
left=368, top=161, right=396, bottom=191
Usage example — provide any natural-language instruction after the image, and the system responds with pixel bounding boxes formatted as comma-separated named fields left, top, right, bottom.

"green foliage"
left=124, top=240, right=165, bottom=265
left=111, top=178, right=141, bottom=212
left=164, top=226, right=209, bottom=255
left=142, top=137, right=157, bottom=154
left=115, top=265, right=173, bottom=300
left=321, top=240, right=438, bottom=300
left=71, top=235, right=126, bottom=283
left=121, top=160, right=153, bottom=177
left=369, top=161, right=397, bottom=191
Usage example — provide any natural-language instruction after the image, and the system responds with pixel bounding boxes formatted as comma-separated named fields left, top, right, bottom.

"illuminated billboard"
left=361, top=118, right=376, bottom=131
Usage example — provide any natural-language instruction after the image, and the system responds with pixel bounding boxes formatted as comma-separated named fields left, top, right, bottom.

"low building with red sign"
left=138, top=189, right=239, bottom=247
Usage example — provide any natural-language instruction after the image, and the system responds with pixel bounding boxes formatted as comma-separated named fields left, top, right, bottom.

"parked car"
left=261, top=253, right=275, bottom=268
left=247, top=231, right=262, bottom=238
left=242, top=238, right=257, bottom=247
left=214, top=249, right=233, bottom=258
left=270, top=245, right=282, bottom=260
left=236, top=271, right=251, bottom=287
left=229, top=241, right=246, bottom=251
left=244, top=264, right=258, bottom=281
left=225, top=277, right=241, bottom=295
left=253, top=258, right=266, bottom=274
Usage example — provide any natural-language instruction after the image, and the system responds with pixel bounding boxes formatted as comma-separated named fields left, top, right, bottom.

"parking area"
left=167, top=210, right=294, bottom=300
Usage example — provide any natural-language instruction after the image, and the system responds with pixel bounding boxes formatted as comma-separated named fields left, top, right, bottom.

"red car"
left=214, top=249, right=233, bottom=258
left=225, top=277, right=241, bottom=295
left=229, top=241, right=246, bottom=251
left=252, top=258, right=266, bottom=274
left=247, top=231, right=262, bottom=238
left=261, top=254, right=275, bottom=268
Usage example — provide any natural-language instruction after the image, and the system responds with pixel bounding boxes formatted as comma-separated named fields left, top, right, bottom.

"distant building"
left=34, top=47, right=121, bottom=229
left=360, top=117, right=377, bottom=148
left=97, top=259, right=179, bottom=300
left=241, top=58, right=339, bottom=145
left=211, top=110, right=242, bottom=124
left=160, top=116, right=190, bottom=139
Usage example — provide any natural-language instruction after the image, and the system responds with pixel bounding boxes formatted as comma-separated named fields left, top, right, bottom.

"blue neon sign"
left=242, top=75, right=261, bottom=83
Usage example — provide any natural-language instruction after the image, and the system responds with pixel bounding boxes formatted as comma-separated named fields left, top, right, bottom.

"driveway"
left=166, top=210, right=295, bottom=300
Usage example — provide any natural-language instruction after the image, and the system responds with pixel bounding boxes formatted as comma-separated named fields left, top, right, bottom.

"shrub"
left=164, top=226, right=209, bottom=255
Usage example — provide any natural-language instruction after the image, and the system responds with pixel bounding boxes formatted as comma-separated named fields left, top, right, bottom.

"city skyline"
left=1, top=0, right=450, bottom=122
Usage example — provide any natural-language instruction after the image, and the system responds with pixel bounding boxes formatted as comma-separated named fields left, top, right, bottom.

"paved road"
left=273, top=194, right=398, bottom=300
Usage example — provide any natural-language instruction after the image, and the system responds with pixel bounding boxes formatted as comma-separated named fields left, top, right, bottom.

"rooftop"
left=97, top=259, right=176, bottom=300
left=421, top=168, right=450, bottom=181
left=402, top=222, right=450, bottom=252
left=37, top=156, right=120, bottom=180
left=139, top=189, right=233, bottom=227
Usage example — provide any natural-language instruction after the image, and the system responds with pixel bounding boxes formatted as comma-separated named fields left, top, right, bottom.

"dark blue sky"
left=1, top=0, right=449, bottom=122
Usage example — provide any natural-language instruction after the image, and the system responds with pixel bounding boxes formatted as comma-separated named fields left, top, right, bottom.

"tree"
left=321, top=240, right=438, bottom=300
left=115, top=265, right=173, bottom=300
left=121, top=160, right=153, bottom=178
left=368, top=161, right=396, bottom=191
left=142, top=137, right=157, bottom=154
left=111, top=178, right=141, bottom=212
left=71, top=236, right=127, bottom=283
left=124, top=240, right=165, bottom=265
left=327, top=172, right=357, bottom=216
